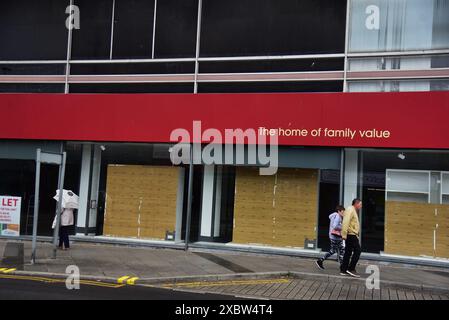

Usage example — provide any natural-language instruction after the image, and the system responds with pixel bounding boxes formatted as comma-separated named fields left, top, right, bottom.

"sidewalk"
left=1, top=239, right=448, bottom=299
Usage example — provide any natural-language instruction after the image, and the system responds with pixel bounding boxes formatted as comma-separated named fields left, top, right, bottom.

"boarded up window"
left=233, top=167, right=318, bottom=248
left=103, top=165, right=179, bottom=240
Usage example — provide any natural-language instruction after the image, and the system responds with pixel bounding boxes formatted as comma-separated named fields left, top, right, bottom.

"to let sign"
left=0, top=196, right=21, bottom=237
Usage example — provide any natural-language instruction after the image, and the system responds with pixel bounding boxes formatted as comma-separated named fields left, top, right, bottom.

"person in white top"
left=52, top=207, right=74, bottom=250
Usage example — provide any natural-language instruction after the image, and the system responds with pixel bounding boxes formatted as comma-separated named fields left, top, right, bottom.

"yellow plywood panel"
left=103, top=165, right=179, bottom=240
left=233, top=167, right=317, bottom=248
left=233, top=167, right=275, bottom=246
left=384, top=201, right=448, bottom=258
left=435, top=204, right=449, bottom=258
left=103, top=225, right=139, bottom=238
left=272, top=168, right=317, bottom=247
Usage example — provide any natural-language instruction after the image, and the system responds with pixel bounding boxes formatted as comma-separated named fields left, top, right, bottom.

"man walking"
left=340, top=198, right=362, bottom=278
left=316, top=205, right=345, bottom=270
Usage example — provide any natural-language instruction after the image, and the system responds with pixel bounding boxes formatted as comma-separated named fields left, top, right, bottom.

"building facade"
left=0, top=0, right=448, bottom=262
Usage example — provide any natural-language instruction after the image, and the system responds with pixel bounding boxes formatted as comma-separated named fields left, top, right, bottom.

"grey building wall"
left=0, top=140, right=63, bottom=160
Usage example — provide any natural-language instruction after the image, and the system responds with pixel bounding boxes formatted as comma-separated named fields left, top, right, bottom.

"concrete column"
left=200, top=165, right=215, bottom=237
left=175, top=167, right=185, bottom=242
left=76, top=144, right=101, bottom=236
left=86, top=145, right=101, bottom=235
left=76, top=144, right=92, bottom=235
left=213, top=166, right=222, bottom=237
left=199, top=165, right=223, bottom=239
left=343, top=149, right=359, bottom=208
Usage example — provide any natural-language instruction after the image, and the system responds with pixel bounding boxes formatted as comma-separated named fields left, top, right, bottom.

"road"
left=0, top=276, right=242, bottom=300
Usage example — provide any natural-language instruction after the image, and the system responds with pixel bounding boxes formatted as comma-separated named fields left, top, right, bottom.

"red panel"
left=0, top=91, right=448, bottom=148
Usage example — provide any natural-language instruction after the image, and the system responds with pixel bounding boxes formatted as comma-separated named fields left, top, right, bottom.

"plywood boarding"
left=233, top=168, right=275, bottom=246
left=103, top=165, right=179, bottom=240
left=435, top=204, right=449, bottom=258
left=233, top=167, right=318, bottom=248
left=385, top=201, right=449, bottom=258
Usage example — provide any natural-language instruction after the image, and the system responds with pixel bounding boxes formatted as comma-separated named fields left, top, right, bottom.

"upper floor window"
left=200, top=0, right=346, bottom=57
left=0, top=0, right=69, bottom=60
left=349, top=0, right=449, bottom=53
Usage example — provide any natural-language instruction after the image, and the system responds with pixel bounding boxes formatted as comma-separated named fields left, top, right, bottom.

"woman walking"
left=52, top=207, right=74, bottom=250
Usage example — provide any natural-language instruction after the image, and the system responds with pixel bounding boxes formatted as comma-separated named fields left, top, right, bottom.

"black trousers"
left=59, top=226, right=70, bottom=249
left=340, top=235, right=361, bottom=272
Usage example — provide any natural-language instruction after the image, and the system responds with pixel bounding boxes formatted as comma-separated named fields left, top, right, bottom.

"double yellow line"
left=162, top=278, right=290, bottom=288
left=0, top=268, right=17, bottom=274
left=0, top=267, right=140, bottom=288
left=0, top=274, right=125, bottom=288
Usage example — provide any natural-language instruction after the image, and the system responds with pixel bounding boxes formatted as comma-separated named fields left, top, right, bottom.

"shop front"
left=0, top=91, right=448, bottom=262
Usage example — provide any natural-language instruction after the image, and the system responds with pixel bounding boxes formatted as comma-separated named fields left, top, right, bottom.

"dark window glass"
left=0, top=0, right=69, bottom=60
left=70, top=62, right=195, bottom=75
left=154, top=0, right=198, bottom=58
left=0, top=84, right=64, bottom=93
left=0, top=159, right=54, bottom=236
left=200, top=58, right=344, bottom=73
left=430, top=80, right=449, bottom=91
left=71, top=0, right=113, bottom=59
left=317, top=169, right=341, bottom=252
left=112, top=0, right=155, bottom=59
left=198, top=81, right=343, bottom=93
left=69, top=83, right=193, bottom=93
left=0, top=64, right=65, bottom=75
left=431, top=55, right=449, bottom=68
left=201, top=0, right=346, bottom=57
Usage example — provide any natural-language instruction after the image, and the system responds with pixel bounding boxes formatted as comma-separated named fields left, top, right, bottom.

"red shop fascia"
left=0, top=91, right=448, bottom=149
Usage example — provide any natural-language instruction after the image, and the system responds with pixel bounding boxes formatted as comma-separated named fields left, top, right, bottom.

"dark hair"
left=352, top=198, right=362, bottom=205
left=336, top=205, right=345, bottom=212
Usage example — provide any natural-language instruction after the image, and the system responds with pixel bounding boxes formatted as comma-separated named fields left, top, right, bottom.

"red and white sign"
left=0, top=91, right=448, bottom=149
left=0, top=196, right=21, bottom=237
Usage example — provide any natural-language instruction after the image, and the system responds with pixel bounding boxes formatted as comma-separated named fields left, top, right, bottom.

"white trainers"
left=346, top=270, right=361, bottom=278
